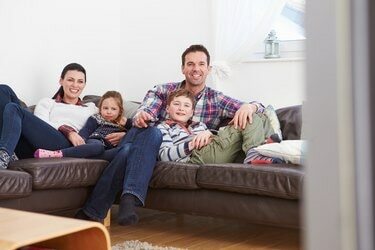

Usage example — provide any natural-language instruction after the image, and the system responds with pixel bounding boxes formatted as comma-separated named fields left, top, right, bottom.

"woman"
left=0, top=63, right=99, bottom=169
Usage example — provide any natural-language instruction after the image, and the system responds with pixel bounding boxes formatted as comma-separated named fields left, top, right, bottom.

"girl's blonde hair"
left=98, top=91, right=124, bottom=124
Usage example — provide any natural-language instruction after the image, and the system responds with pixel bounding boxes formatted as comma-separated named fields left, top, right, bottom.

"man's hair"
left=167, top=89, right=196, bottom=108
left=181, top=44, right=210, bottom=66
left=98, top=90, right=124, bottom=124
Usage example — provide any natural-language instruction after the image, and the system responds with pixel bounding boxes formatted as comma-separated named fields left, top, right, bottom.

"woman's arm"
left=78, top=116, right=98, bottom=140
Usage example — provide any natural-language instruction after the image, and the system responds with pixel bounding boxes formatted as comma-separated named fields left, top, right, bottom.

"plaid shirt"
left=138, top=81, right=264, bottom=130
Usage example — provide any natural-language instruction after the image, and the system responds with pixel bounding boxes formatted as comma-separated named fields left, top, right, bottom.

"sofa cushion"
left=8, top=158, right=108, bottom=190
left=276, top=105, right=302, bottom=140
left=150, top=161, right=200, bottom=189
left=196, top=164, right=303, bottom=199
left=0, top=169, right=32, bottom=199
left=255, top=140, right=307, bottom=165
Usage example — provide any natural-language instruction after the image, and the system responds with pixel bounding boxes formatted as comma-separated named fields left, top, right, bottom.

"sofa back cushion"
left=276, top=105, right=302, bottom=140
left=83, top=95, right=303, bottom=139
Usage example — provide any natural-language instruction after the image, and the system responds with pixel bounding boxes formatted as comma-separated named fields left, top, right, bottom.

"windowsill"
left=244, top=57, right=305, bottom=63
left=244, top=50, right=305, bottom=63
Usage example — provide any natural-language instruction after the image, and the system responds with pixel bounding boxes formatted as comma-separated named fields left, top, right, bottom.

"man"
left=76, top=44, right=264, bottom=226
left=134, top=44, right=263, bottom=132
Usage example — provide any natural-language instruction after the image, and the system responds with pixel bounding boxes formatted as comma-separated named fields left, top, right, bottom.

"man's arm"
left=218, top=92, right=264, bottom=129
left=133, top=85, right=168, bottom=128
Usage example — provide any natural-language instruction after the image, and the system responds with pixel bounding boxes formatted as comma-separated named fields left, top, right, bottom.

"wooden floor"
left=108, top=206, right=301, bottom=249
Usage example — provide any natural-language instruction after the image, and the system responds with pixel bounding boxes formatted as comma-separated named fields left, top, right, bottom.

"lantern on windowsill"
left=264, top=30, right=280, bottom=59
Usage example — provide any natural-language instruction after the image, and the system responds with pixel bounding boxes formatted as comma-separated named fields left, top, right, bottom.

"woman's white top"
left=34, top=98, right=98, bottom=132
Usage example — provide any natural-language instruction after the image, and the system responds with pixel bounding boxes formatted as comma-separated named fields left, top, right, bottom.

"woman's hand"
left=68, top=132, right=85, bottom=146
left=105, top=132, right=125, bottom=146
left=189, top=130, right=213, bottom=150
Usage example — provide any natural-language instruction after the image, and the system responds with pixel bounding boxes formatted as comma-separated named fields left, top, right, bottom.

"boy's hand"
left=190, top=131, right=213, bottom=150
left=134, top=111, right=153, bottom=128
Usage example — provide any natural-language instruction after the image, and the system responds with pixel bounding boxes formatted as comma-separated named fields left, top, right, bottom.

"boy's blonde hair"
left=98, top=91, right=124, bottom=124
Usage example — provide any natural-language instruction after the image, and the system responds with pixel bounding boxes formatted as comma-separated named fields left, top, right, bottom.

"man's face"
left=182, top=51, right=211, bottom=88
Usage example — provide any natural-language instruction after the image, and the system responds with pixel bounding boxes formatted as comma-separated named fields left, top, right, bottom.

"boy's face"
left=166, top=95, right=194, bottom=124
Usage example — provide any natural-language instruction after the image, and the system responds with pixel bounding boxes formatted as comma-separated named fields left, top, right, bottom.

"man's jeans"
left=83, top=126, right=162, bottom=220
left=0, top=85, right=71, bottom=158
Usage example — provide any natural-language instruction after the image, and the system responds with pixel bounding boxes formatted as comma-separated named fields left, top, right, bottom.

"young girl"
left=157, top=89, right=284, bottom=164
left=34, top=91, right=132, bottom=159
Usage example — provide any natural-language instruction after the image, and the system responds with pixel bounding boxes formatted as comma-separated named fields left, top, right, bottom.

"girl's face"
left=59, top=70, right=86, bottom=104
left=100, top=97, right=121, bottom=122
left=166, top=95, right=194, bottom=124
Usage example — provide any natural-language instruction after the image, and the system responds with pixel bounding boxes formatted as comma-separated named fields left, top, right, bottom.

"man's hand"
left=68, top=132, right=85, bottom=146
left=189, top=130, right=213, bottom=150
left=105, top=132, right=126, bottom=147
left=134, top=111, right=153, bottom=128
left=229, top=103, right=257, bottom=129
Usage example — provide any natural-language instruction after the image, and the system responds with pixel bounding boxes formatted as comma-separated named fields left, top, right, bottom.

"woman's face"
left=59, top=70, right=86, bottom=104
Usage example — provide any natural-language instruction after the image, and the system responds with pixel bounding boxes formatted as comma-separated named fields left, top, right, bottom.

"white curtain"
left=211, top=0, right=286, bottom=80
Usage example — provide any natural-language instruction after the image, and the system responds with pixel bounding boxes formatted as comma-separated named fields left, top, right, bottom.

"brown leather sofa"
left=0, top=102, right=303, bottom=228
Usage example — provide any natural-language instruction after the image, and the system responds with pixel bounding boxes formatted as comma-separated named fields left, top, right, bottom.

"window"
left=249, top=0, right=305, bottom=61
left=272, top=0, right=305, bottom=41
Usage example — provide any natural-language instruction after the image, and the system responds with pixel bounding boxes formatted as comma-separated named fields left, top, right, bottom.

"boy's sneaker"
left=265, top=133, right=282, bottom=144
left=244, top=148, right=284, bottom=164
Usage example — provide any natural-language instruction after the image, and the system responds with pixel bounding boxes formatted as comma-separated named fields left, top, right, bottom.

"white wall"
left=0, top=0, right=121, bottom=104
left=0, top=0, right=305, bottom=108
left=119, top=0, right=212, bottom=102
left=216, top=59, right=305, bottom=109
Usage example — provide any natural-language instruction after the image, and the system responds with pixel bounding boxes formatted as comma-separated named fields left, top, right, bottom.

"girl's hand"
left=68, top=132, right=85, bottom=146
left=190, top=131, right=213, bottom=150
left=105, top=132, right=125, bottom=146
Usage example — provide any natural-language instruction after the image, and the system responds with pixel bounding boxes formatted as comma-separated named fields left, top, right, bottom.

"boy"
left=157, top=89, right=284, bottom=164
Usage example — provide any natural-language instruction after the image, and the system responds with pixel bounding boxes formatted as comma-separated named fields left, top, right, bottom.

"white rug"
left=112, top=240, right=185, bottom=250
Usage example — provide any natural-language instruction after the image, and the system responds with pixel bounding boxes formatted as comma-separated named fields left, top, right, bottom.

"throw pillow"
left=264, top=105, right=282, bottom=140
left=254, top=140, right=307, bottom=165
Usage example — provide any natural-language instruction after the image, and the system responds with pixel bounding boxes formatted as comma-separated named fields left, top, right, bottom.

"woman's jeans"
left=0, top=85, right=71, bottom=158
left=82, top=126, right=162, bottom=220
